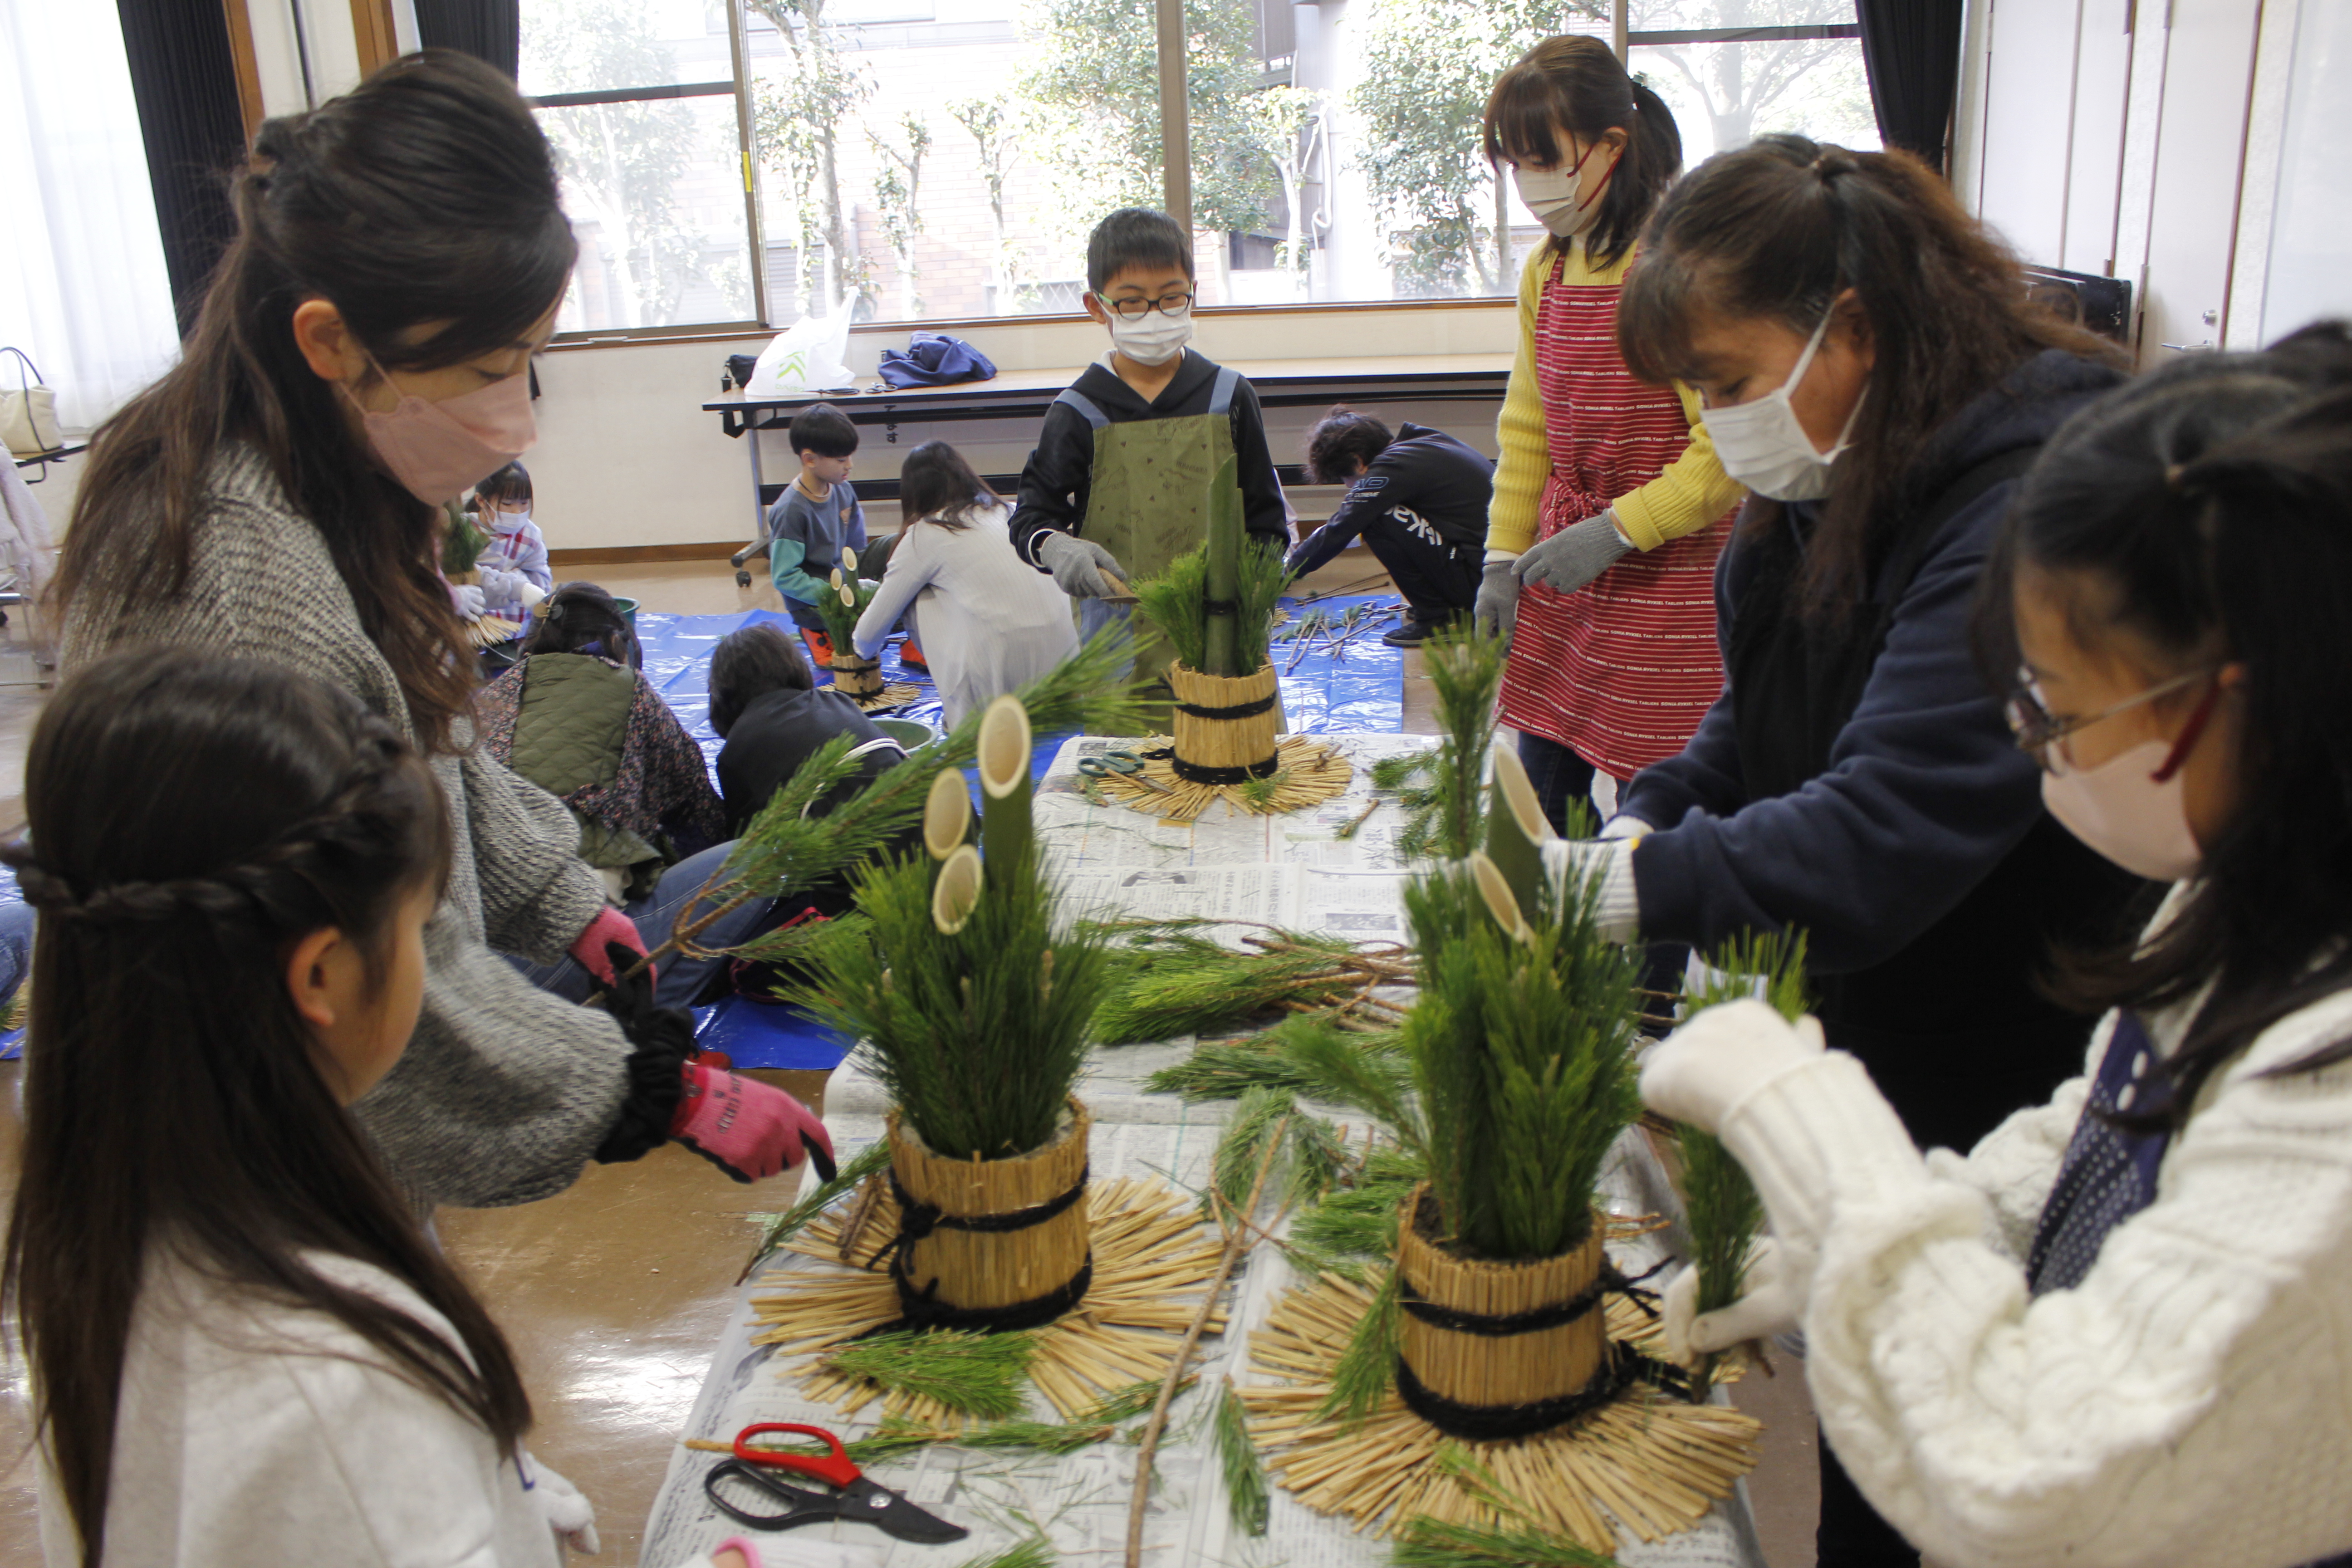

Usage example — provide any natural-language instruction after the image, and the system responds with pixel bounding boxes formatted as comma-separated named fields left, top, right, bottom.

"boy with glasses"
left=1009, top=208, right=1290, bottom=679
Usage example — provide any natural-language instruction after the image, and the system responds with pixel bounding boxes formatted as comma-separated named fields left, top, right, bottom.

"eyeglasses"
left=2005, top=666, right=2219, bottom=775
left=1098, top=292, right=1195, bottom=322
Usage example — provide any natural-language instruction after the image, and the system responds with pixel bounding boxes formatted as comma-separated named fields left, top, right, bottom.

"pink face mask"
left=2038, top=683, right=2220, bottom=883
left=346, top=352, right=536, bottom=506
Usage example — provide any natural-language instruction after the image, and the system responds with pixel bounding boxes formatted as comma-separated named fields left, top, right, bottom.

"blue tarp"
left=1274, top=593, right=1408, bottom=733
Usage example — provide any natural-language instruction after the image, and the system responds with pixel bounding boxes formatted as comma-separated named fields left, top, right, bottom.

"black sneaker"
left=1382, top=618, right=1443, bottom=648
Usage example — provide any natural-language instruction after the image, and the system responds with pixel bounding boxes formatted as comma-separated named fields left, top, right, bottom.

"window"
left=520, top=0, right=760, bottom=333
left=522, top=0, right=1882, bottom=333
left=1626, top=0, right=1878, bottom=164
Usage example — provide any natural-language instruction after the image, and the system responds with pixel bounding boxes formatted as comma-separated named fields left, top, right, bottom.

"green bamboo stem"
left=1203, top=454, right=1243, bottom=677
left=923, top=768, right=973, bottom=860
left=932, top=843, right=984, bottom=933
left=976, top=695, right=1034, bottom=872
left=1483, top=745, right=1554, bottom=916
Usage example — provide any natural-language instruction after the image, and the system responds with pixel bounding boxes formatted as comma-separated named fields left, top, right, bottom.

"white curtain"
left=0, top=0, right=181, bottom=434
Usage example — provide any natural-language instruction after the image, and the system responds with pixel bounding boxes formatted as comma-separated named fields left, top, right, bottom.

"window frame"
left=535, top=0, right=1865, bottom=345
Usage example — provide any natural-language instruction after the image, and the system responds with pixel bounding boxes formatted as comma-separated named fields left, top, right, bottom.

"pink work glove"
left=670, top=1062, right=836, bottom=1185
left=571, top=907, right=649, bottom=988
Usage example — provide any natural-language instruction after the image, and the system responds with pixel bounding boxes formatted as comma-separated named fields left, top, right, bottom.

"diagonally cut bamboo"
left=923, top=769, right=973, bottom=860
left=1483, top=746, right=1555, bottom=916
left=931, top=844, right=983, bottom=933
left=977, top=695, right=1034, bottom=871
left=1468, top=851, right=1533, bottom=944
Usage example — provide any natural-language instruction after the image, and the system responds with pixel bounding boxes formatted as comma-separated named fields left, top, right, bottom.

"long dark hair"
left=1617, top=136, right=2118, bottom=614
left=523, top=581, right=637, bottom=666
left=56, top=52, right=576, bottom=754
left=1981, top=323, right=2352, bottom=1123
left=1481, top=35, right=1681, bottom=273
left=0, top=650, right=529, bottom=1567
left=709, top=622, right=813, bottom=737
left=897, top=441, right=1000, bottom=532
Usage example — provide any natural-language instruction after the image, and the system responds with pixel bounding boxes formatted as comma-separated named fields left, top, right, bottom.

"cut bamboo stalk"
left=1469, top=851, right=1534, bottom=944
left=931, top=844, right=983, bottom=934
left=1484, top=745, right=1555, bottom=916
left=1203, top=453, right=1243, bottom=677
left=923, top=769, right=974, bottom=860
left=976, top=695, right=1034, bottom=871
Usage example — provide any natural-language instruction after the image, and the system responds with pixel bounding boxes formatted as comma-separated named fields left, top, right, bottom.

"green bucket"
left=871, top=717, right=936, bottom=752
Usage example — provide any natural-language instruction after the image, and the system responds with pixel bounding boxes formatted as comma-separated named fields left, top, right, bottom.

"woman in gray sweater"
left=53, top=53, right=829, bottom=1207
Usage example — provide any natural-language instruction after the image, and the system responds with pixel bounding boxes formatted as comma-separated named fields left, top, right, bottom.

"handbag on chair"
left=0, top=348, right=62, bottom=459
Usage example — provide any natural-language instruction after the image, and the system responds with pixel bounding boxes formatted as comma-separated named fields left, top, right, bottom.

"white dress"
left=855, top=500, right=1081, bottom=728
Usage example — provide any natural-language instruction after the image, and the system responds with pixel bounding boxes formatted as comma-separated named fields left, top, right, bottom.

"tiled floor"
left=0, top=558, right=1823, bottom=1567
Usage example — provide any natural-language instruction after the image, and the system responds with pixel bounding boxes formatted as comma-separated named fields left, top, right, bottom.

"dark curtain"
left=114, top=0, right=248, bottom=336
left=415, top=0, right=522, bottom=78
left=1856, top=0, right=1966, bottom=175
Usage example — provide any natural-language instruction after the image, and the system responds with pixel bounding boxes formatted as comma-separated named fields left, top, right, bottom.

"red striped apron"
left=1495, top=253, right=1736, bottom=779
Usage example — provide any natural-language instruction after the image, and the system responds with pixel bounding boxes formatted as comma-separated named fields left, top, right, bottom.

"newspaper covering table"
left=637, top=733, right=1767, bottom=1568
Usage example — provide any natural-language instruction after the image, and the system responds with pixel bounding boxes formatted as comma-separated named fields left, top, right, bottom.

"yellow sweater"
left=1485, top=241, right=1745, bottom=555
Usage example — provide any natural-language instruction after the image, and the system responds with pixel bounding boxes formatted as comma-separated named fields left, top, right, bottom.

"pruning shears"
left=703, top=1422, right=967, bottom=1543
left=1077, top=747, right=1174, bottom=794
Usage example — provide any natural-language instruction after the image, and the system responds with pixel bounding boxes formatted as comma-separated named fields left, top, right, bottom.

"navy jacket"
left=1621, top=350, right=2130, bottom=974
left=1286, top=423, right=1495, bottom=577
left=1008, top=349, right=1290, bottom=568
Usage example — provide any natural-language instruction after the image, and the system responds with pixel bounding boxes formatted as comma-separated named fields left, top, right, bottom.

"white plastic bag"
left=745, top=309, right=854, bottom=395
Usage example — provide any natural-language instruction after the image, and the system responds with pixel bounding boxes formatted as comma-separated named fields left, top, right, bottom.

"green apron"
left=1057, top=364, right=1244, bottom=688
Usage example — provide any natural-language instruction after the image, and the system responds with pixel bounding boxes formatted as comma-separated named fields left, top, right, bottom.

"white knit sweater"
left=1720, top=950, right=2352, bottom=1568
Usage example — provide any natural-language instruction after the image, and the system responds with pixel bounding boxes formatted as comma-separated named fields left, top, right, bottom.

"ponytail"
left=1482, top=35, right=1681, bottom=273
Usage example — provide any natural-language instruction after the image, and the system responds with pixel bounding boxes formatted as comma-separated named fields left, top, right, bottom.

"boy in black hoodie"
left=1009, top=209, right=1289, bottom=675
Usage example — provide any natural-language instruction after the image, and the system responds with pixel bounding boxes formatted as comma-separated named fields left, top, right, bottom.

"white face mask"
left=2040, top=739, right=2204, bottom=882
left=1698, top=304, right=1865, bottom=502
left=1514, top=166, right=1594, bottom=239
left=1102, top=303, right=1193, bottom=367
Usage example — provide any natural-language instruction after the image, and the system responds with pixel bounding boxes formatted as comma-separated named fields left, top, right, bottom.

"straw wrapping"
left=1394, top=1344, right=1633, bottom=1442
left=1167, top=662, right=1280, bottom=777
left=830, top=654, right=886, bottom=697
left=886, top=1100, right=1094, bottom=1331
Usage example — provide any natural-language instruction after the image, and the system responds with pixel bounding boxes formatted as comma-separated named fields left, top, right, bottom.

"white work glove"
left=1641, top=998, right=1829, bottom=1135
left=1036, top=531, right=1127, bottom=599
left=523, top=1450, right=601, bottom=1554
left=1661, top=1236, right=1812, bottom=1367
left=476, top=563, right=524, bottom=607
left=517, top=579, right=548, bottom=611
left=1539, top=837, right=1639, bottom=940
left=449, top=582, right=487, bottom=622
left=1515, top=510, right=1633, bottom=598
left=1600, top=813, right=1653, bottom=841
left=1475, top=552, right=1520, bottom=648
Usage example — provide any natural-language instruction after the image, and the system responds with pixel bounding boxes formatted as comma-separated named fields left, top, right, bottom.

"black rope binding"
left=878, top=1167, right=1094, bottom=1333
left=1202, top=597, right=1239, bottom=616
left=1170, top=754, right=1283, bottom=785
left=1395, top=1340, right=1642, bottom=1441
left=1396, top=1269, right=1607, bottom=1337
left=1173, top=691, right=1278, bottom=721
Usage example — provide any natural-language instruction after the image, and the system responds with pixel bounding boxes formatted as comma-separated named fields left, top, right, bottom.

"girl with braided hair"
left=1555, top=137, right=2146, bottom=1564
left=51, top=52, right=828, bottom=1207
left=4, top=649, right=769, bottom=1568
left=1644, top=327, right=2352, bottom=1568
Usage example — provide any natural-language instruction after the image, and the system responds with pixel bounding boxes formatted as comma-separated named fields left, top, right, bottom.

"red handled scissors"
left=703, top=1422, right=968, bottom=1543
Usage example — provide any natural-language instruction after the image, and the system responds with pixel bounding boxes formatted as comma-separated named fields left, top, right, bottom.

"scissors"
left=1077, top=748, right=1174, bottom=794
left=702, top=1422, right=968, bottom=1544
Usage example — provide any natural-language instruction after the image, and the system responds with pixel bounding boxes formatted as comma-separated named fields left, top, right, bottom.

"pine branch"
left=739, top=1139, right=893, bottom=1281
left=956, top=1539, right=1057, bottom=1568
left=825, top=1328, right=1039, bottom=1420
left=1319, top=1264, right=1401, bottom=1423
left=1212, top=1376, right=1271, bottom=1536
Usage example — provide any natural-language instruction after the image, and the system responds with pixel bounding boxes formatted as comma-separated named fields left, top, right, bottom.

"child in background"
left=855, top=441, right=1079, bottom=727
left=470, top=461, right=553, bottom=634
left=1285, top=407, right=1494, bottom=647
left=2, top=648, right=769, bottom=1568
left=766, top=403, right=926, bottom=674
left=1009, top=208, right=1289, bottom=679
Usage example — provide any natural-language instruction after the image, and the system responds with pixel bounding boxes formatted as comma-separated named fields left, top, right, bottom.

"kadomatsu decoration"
left=817, top=549, right=887, bottom=697
left=748, top=692, right=1241, bottom=1429
left=1091, top=455, right=1354, bottom=821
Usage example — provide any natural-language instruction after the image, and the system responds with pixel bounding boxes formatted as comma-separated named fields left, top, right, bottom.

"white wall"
left=530, top=303, right=1516, bottom=554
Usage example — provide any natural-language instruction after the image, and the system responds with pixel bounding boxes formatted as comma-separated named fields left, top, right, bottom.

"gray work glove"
left=1515, top=510, right=1633, bottom=598
left=1036, top=531, right=1127, bottom=600
left=1475, top=555, right=1521, bottom=649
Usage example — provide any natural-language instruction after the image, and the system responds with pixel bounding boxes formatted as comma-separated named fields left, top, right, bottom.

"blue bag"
left=877, top=332, right=998, bottom=389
